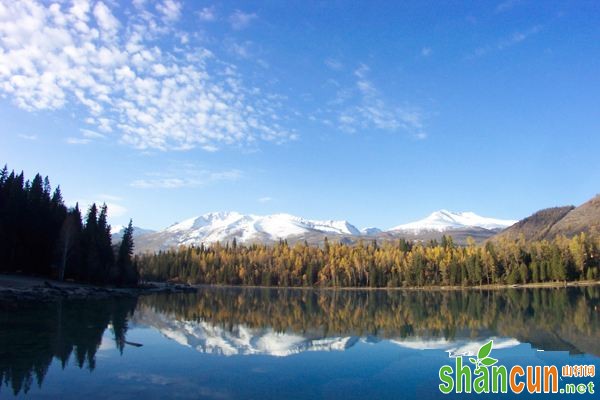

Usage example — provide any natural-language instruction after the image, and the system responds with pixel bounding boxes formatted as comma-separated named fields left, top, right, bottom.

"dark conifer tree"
left=96, top=204, right=114, bottom=283
left=65, top=204, right=84, bottom=280
left=58, top=207, right=82, bottom=281
left=82, top=204, right=101, bottom=283
left=116, top=220, right=137, bottom=286
left=0, top=164, right=7, bottom=184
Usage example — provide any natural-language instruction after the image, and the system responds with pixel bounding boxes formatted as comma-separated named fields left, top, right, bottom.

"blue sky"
left=1, top=0, right=599, bottom=230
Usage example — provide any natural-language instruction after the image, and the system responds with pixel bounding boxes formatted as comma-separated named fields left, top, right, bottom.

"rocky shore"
left=0, top=274, right=197, bottom=304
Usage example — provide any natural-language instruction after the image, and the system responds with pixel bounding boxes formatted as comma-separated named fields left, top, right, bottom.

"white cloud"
left=227, top=40, right=252, bottom=59
left=68, top=198, right=128, bottom=221
left=229, top=10, right=257, bottom=30
left=81, top=129, right=105, bottom=139
left=324, top=58, right=343, bottom=71
left=354, top=63, right=370, bottom=79
left=469, top=25, right=542, bottom=58
left=421, top=47, right=432, bottom=57
left=328, top=64, right=427, bottom=138
left=156, top=0, right=182, bottom=22
left=98, top=193, right=122, bottom=202
left=495, top=0, right=521, bottom=13
left=66, top=137, right=91, bottom=145
left=258, top=196, right=272, bottom=203
left=132, top=0, right=146, bottom=9
left=93, top=1, right=119, bottom=36
left=130, top=168, right=242, bottom=189
left=105, top=202, right=127, bottom=218
left=197, top=6, right=216, bottom=22
left=0, top=0, right=295, bottom=151
left=18, top=133, right=37, bottom=140
left=498, top=25, right=542, bottom=49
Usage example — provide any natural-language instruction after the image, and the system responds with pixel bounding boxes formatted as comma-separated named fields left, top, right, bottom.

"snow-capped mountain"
left=167, top=212, right=360, bottom=240
left=135, top=211, right=361, bottom=252
left=110, top=225, right=156, bottom=241
left=360, top=227, right=382, bottom=236
left=132, top=209, right=517, bottom=253
left=389, top=210, right=516, bottom=233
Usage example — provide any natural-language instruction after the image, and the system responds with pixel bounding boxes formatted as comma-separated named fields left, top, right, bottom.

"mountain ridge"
left=491, top=206, right=575, bottom=242
left=492, top=194, right=600, bottom=241
left=126, top=209, right=516, bottom=253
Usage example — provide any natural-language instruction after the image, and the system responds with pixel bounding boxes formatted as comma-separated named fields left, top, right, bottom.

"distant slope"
left=546, top=195, right=600, bottom=238
left=492, top=194, right=600, bottom=241
left=492, top=206, right=575, bottom=241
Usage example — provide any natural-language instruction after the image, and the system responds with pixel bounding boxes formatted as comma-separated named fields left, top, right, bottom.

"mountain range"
left=112, top=193, right=600, bottom=254
left=113, top=210, right=517, bottom=254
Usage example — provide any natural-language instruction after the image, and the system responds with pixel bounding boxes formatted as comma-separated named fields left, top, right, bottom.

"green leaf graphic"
left=469, top=357, right=477, bottom=364
left=478, top=340, right=493, bottom=359
left=481, top=357, right=498, bottom=366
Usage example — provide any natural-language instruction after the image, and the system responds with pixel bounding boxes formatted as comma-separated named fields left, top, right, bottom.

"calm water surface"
left=1, top=287, right=599, bottom=399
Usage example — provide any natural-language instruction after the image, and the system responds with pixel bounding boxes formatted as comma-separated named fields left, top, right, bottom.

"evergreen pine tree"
left=116, top=220, right=137, bottom=286
left=96, top=204, right=114, bottom=283
left=58, top=208, right=82, bottom=281
left=82, top=204, right=101, bottom=283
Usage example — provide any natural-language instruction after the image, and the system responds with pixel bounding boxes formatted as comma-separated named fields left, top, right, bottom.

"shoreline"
left=0, top=274, right=196, bottom=304
left=2, top=274, right=599, bottom=304
left=186, top=279, right=600, bottom=292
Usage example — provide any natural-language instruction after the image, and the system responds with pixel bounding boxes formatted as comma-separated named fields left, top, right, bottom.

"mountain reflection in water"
left=1, top=286, right=599, bottom=396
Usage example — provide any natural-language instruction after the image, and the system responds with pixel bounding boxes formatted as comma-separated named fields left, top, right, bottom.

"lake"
left=1, top=287, right=599, bottom=399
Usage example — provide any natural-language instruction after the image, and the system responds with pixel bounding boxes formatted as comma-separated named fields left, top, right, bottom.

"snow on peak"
left=361, top=227, right=382, bottom=236
left=389, top=210, right=517, bottom=233
left=110, top=225, right=155, bottom=239
left=135, top=209, right=518, bottom=251
left=111, top=224, right=125, bottom=234
left=167, top=211, right=246, bottom=232
left=160, top=212, right=360, bottom=246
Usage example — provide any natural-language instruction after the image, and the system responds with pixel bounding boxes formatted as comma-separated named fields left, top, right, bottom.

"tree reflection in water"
left=0, top=297, right=137, bottom=396
left=140, top=287, right=600, bottom=353
left=1, top=287, right=599, bottom=395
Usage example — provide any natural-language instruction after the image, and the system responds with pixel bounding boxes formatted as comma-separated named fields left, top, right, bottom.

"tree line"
left=137, top=232, right=600, bottom=288
left=0, top=165, right=138, bottom=286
